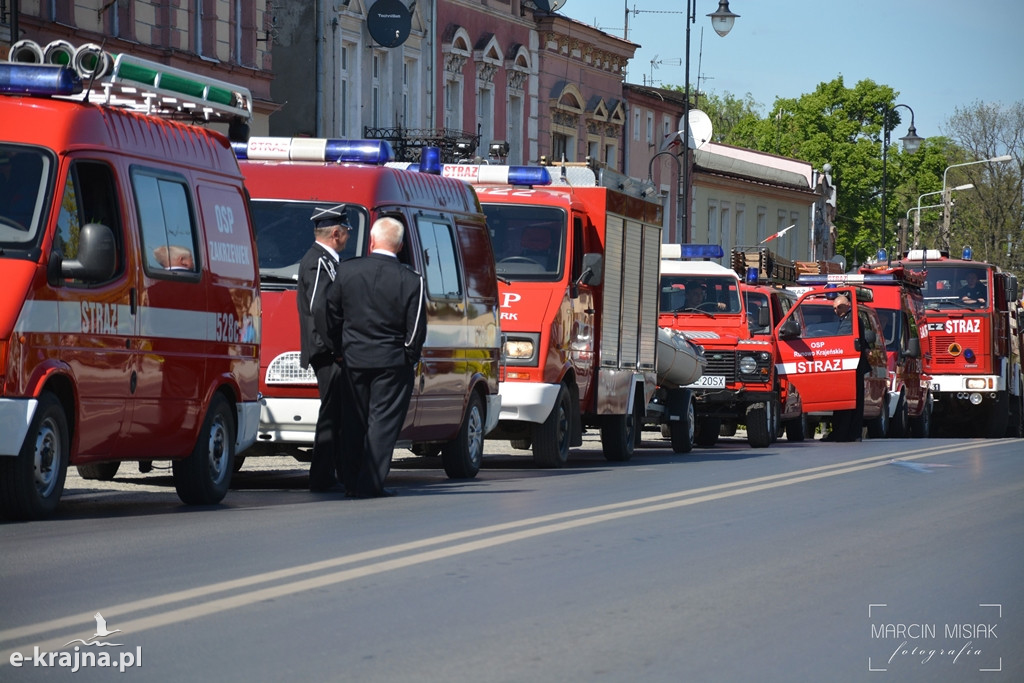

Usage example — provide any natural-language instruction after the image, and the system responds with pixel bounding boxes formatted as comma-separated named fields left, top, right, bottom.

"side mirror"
left=778, top=319, right=800, bottom=340
left=578, top=252, right=603, bottom=287
left=758, top=306, right=771, bottom=327
left=906, top=337, right=921, bottom=359
left=1007, top=274, right=1019, bottom=302
left=863, top=327, right=877, bottom=346
left=61, top=223, right=117, bottom=282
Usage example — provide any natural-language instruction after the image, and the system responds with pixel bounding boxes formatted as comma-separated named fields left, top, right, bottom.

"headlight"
left=504, top=339, right=535, bottom=360
left=739, top=355, right=758, bottom=374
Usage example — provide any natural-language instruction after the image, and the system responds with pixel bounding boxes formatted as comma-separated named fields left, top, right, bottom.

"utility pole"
left=940, top=185, right=952, bottom=252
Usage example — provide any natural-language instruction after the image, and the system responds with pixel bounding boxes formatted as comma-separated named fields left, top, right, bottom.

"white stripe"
left=15, top=300, right=237, bottom=342
left=405, top=274, right=425, bottom=348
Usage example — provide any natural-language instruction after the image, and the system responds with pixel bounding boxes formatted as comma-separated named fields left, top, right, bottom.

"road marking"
left=0, top=440, right=1005, bottom=661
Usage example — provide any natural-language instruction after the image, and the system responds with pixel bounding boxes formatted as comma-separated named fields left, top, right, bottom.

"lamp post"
left=913, top=184, right=974, bottom=248
left=880, top=103, right=924, bottom=256
left=679, top=1, right=738, bottom=242
left=939, top=154, right=1013, bottom=251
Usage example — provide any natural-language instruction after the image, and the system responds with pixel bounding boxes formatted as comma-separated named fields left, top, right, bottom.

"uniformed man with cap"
left=298, top=204, right=353, bottom=492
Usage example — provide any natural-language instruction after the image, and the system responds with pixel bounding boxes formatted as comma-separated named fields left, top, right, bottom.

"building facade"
left=3, top=0, right=276, bottom=134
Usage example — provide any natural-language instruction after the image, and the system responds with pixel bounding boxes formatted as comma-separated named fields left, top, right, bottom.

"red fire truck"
left=422, top=161, right=662, bottom=467
left=797, top=265, right=932, bottom=437
left=893, top=248, right=1022, bottom=437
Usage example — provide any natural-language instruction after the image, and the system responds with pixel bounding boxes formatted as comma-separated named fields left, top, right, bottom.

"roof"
left=694, top=148, right=813, bottom=192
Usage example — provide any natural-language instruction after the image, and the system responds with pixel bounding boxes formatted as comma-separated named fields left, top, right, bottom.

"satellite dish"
left=367, top=0, right=412, bottom=48
left=685, top=109, right=713, bottom=150
left=528, top=0, right=568, bottom=11
left=550, top=0, right=569, bottom=10
left=830, top=254, right=848, bottom=271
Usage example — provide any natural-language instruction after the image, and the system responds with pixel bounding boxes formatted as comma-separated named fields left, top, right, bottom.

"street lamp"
left=679, top=1, right=738, bottom=242
left=880, top=103, right=924, bottom=255
left=913, top=184, right=974, bottom=248
left=939, top=154, right=1013, bottom=251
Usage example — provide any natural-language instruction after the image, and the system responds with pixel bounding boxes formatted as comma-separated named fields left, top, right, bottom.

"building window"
left=720, top=202, right=731, bottom=258
left=552, top=133, right=569, bottom=163
left=633, top=110, right=641, bottom=141
left=757, top=206, right=767, bottom=243
left=736, top=203, right=746, bottom=245
left=646, top=112, right=654, bottom=143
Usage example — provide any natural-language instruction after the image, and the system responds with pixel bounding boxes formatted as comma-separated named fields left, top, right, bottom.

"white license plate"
left=685, top=375, right=726, bottom=389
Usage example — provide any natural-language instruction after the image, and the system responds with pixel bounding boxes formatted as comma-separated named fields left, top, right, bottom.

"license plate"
left=931, top=382, right=941, bottom=391
left=685, top=375, right=726, bottom=389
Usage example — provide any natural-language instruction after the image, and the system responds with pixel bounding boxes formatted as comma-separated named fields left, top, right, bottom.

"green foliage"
left=675, top=75, right=1023, bottom=272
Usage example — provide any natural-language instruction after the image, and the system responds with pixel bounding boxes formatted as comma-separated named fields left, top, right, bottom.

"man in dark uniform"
left=297, top=205, right=352, bottom=492
left=957, top=271, right=987, bottom=306
left=326, top=216, right=426, bottom=498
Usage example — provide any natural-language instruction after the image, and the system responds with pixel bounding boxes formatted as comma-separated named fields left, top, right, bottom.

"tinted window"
left=0, top=145, right=53, bottom=248
left=132, top=170, right=200, bottom=277
left=483, top=203, right=565, bottom=281
left=54, top=160, right=125, bottom=284
left=417, top=217, right=462, bottom=299
left=249, top=200, right=366, bottom=280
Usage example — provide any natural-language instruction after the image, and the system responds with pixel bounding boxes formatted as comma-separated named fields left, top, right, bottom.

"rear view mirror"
left=60, top=223, right=117, bottom=282
left=578, top=252, right=603, bottom=287
left=778, top=319, right=800, bottom=340
left=758, top=306, right=771, bottom=327
left=905, top=337, right=921, bottom=359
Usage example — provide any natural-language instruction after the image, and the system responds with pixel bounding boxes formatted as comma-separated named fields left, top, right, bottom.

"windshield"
left=250, top=200, right=366, bottom=281
left=660, top=275, right=742, bottom=314
left=0, top=145, right=54, bottom=250
left=921, top=264, right=990, bottom=310
left=482, top=204, right=565, bottom=281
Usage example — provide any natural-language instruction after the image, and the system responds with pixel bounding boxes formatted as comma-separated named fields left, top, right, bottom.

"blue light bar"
left=233, top=137, right=394, bottom=165
left=798, top=273, right=903, bottom=286
left=678, top=244, right=725, bottom=259
left=0, top=63, right=82, bottom=96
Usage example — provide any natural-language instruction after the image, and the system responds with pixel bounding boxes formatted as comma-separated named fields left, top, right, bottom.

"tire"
left=888, top=393, right=909, bottom=438
left=745, top=402, right=772, bottom=448
left=784, top=414, right=807, bottom=442
left=0, top=392, right=69, bottom=521
left=77, top=461, right=121, bottom=481
left=668, top=392, right=695, bottom=454
left=601, top=397, right=640, bottom=462
left=533, top=384, right=572, bottom=468
left=695, top=417, right=721, bottom=447
left=173, top=393, right=235, bottom=505
left=441, top=392, right=484, bottom=479
left=910, top=394, right=932, bottom=438
left=866, top=397, right=889, bottom=439
left=1006, top=389, right=1023, bottom=438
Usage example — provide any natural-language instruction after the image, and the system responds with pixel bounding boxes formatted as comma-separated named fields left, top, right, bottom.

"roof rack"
left=5, top=40, right=252, bottom=124
left=731, top=246, right=796, bottom=285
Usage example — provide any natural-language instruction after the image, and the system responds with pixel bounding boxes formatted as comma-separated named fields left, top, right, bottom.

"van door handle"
left=130, top=287, right=137, bottom=315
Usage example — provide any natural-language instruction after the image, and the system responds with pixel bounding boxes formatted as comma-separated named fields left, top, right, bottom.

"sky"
left=559, top=0, right=1024, bottom=140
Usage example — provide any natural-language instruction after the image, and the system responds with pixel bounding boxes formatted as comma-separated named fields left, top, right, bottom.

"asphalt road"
left=1, top=433, right=1021, bottom=682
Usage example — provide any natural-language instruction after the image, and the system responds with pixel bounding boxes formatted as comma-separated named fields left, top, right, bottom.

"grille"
left=266, top=351, right=317, bottom=385
left=703, top=351, right=736, bottom=382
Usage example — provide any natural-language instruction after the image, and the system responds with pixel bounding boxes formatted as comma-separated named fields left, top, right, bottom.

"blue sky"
left=560, top=0, right=1024, bottom=140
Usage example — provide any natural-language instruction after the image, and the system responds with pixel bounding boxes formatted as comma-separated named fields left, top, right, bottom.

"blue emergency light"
left=233, top=137, right=394, bottom=165
left=0, top=63, right=82, bottom=96
left=746, top=267, right=758, bottom=283
left=876, top=248, right=887, bottom=262
left=420, top=147, right=442, bottom=174
left=798, top=273, right=902, bottom=286
left=962, top=246, right=973, bottom=261
left=678, top=244, right=725, bottom=259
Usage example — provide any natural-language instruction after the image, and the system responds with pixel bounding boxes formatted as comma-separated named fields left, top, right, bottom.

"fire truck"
left=892, top=248, right=1022, bottom=437
left=657, top=245, right=790, bottom=448
left=422, top=161, right=662, bottom=466
left=797, top=265, right=932, bottom=437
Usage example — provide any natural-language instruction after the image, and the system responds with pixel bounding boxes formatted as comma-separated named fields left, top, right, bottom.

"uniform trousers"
left=343, top=364, right=415, bottom=496
left=309, top=359, right=347, bottom=489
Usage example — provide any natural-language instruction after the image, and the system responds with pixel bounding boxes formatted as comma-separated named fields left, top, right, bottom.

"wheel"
left=909, top=393, right=932, bottom=438
left=695, top=417, right=720, bottom=447
left=784, top=414, right=807, bottom=442
left=0, top=392, right=69, bottom=520
left=866, top=398, right=889, bottom=439
left=888, top=393, right=909, bottom=438
left=600, top=397, right=640, bottom=462
left=745, top=402, right=772, bottom=448
left=173, top=393, right=235, bottom=505
left=77, top=461, right=121, bottom=481
left=668, top=394, right=695, bottom=454
left=533, top=384, right=572, bottom=467
left=441, top=392, right=484, bottom=479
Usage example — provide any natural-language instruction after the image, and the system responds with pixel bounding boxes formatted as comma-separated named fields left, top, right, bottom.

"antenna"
left=648, top=55, right=682, bottom=87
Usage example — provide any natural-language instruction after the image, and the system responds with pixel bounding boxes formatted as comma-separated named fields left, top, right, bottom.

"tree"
left=941, top=102, right=1024, bottom=272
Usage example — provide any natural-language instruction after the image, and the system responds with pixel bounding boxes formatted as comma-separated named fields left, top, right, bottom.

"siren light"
left=233, top=137, right=395, bottom=165
left=962, top=246, right=973, bottom=261
left=0, top=63, right=82, bottom=96
left=661, top=244, right=726, bottom=260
